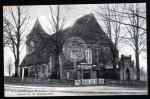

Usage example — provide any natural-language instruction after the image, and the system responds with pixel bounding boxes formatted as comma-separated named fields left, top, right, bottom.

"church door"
left=83, top=70, right=91, bottom=79
left=126, top=68, right=130, bottom=81
left=96, top=70, right=100, bottom=78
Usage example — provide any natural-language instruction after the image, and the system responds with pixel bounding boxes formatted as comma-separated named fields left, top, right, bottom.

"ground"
left=4, top=84, right=147, bottom=97
left=4, top=77, right=148, bottom=96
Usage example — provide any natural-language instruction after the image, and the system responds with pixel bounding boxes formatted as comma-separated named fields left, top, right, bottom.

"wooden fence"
left=75, top=79, right=105, bottom=86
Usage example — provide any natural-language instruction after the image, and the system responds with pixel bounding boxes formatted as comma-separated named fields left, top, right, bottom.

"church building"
left=20, top=13, right=135, bottom=81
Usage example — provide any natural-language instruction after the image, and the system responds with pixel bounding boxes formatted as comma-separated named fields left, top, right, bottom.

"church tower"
left=26, top=19, right=49, bottom=54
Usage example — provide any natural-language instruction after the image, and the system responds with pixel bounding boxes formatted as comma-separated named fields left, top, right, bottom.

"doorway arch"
left=125, top=68, right=130, bottom=81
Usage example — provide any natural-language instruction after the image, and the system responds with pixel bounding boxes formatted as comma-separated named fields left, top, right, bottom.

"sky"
left=4, top=3, right=147, bottom=76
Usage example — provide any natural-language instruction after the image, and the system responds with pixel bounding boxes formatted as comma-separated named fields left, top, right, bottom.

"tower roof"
left=27, top=18, right=49, bottom=37
left=31, top=18, right=45, bottom=33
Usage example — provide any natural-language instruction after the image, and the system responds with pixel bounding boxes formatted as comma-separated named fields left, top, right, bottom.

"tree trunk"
left=56, top=5, right=60, bottom=33
left=111, top=47, right=118, bottom=79
left=14, top=60, right=19, bottom=77
left=9, top=69, right=10, bottom=76
left=53, top=52, right=60, bottom=79
left=59, top=54, right=63, bottom=79
left=34, top=66, right=39, bottom=84
left=135, top=4, right=140, bottom=81
left=112, top=57, right=117, bottom=79
left=14, top=7, right=20, bottom=77
left=112, top=58, right=116, bottom=72
left=135, top=49, right=140, bottom=80
left=36, top=70, right=39, bottom=84
left=8, top=64, right=11, bottom=76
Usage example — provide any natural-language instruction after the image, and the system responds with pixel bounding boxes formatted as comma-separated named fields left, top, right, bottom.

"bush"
left=51, top=71, right=57, bottom=79
left=104, top=70, right=119, bottom=79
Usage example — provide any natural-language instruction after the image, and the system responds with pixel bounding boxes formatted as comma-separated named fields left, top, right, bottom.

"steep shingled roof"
left=20, top=50, right=52, bottom=66
left=27, top=19, right=50, bottom=38
left=70, top=13, right=107, bottom=44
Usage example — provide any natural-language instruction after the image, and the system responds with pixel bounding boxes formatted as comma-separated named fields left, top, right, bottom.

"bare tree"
left=3, top=13, right=9, bottom=47
left=45, top=5, right=76, bottom=78
left=3, top=6, right=31, bottom=77
left=123, top=3, right=146, bottom=80
left=92, top=4, right=125, bottom=78
left=91, top=3, right=146, bottom=80
left=6, top=57, right=13, bottom=76
left=33, top=62, right=40, bottom=84
left=46, top=5, right=75, bottom=33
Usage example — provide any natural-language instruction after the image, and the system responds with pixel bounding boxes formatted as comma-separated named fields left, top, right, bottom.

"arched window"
left=85, top=48, right=92, bottom=64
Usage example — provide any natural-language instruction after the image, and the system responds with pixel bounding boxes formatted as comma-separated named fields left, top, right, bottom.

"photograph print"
left=3, top=3, right=147, bottom=97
